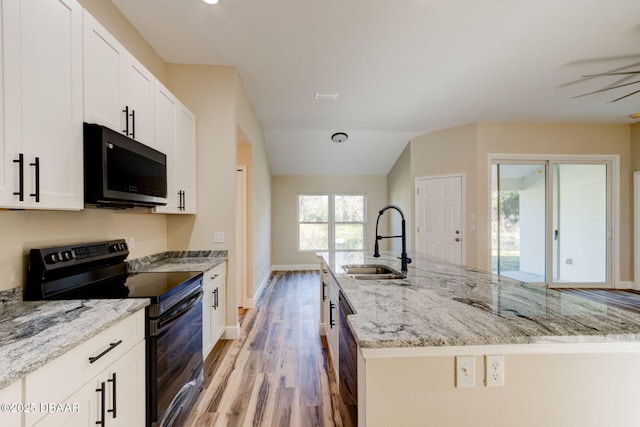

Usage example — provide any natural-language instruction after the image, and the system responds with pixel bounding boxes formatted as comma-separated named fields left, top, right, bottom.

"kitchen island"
left=319, top=251, right=640, bottom=427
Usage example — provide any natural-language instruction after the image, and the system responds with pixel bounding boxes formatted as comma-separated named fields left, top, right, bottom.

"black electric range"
left=24, top=239, right=204, bottom=427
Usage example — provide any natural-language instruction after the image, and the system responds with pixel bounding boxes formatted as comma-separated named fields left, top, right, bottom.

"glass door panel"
left=491, top=163, right=547, bottom=283
left=552, top=164, right=608, bottom=284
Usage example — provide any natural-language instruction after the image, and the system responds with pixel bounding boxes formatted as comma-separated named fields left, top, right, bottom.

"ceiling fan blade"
left=608, top=87, right=640, bottom=103
left=573, top=79, right=640, bottom=98
left=583, top=70, right=640, bottom=77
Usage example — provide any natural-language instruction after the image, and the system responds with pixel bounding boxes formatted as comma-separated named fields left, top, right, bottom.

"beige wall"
left=271, top=175, right=388, bottom=266
left=364, top=352, right=640, bottom=427
left=165, top=64, right=239, bottom=325
left=235, top=78, right=272, bottom=298
left=409, top=123, right=479, bottom=265
left=475, top=123, right=631, bottom=278
left=387, top=143, right=412, bottom=253
left=77, top=0, right=167, bottom=83
left=0, top=209, right=167, bottom=291
left=391, top=122, right=633, bottom=281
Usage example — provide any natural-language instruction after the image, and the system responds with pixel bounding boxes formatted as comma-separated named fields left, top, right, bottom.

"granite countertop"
left=127, top=250, right=227, bottom=273
left=318, top=251, right=640, bottom=349
left=0, top=288, right=148, bottom=389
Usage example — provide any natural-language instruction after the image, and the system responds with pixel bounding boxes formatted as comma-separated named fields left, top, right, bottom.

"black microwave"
left=83, top=123, right=167, bottom=208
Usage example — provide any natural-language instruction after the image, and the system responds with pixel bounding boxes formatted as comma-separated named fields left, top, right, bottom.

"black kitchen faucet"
left=373, top=204, right=412, bottom=272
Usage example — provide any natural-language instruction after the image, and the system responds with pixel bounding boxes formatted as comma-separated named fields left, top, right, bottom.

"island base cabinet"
left=0, top=380, right=22, bottom=427
left=359, top=350, right=640, bottom=427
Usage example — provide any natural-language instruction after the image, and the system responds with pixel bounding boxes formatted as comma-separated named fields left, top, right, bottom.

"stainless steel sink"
left=342, top=264, right=405, bottom=280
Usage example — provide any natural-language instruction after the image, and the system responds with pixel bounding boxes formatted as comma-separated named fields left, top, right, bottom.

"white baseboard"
left=224, top=323, right=240, bottom=340
left=619, top=280, right=639, bottom=290
left=271, top=264, right=321, bottom=271
left=244, top=269, right=271, bottom=308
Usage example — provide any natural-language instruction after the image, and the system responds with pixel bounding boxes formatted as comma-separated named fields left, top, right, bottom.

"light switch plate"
left=213, top=232, right=225, bottom=243
left=455, top=356, right=475, bottom=388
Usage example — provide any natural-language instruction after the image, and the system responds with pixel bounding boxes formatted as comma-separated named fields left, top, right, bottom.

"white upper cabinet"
left=0, top=0, right=83, bottom=210
left=83, top=10, right=155, bottom=147
left=154, top=82, right=197, bottom=214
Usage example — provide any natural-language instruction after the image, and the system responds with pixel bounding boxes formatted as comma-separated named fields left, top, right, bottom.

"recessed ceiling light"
left=316, top=92, right=339, bottom=101
left=331, top=132, right=348, bottom=143
left=203, top=0, right=219, bottom=4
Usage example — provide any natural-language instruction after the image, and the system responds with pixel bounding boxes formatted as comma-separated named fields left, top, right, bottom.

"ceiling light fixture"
left=631, top=112, right=640, bottom=119
left=331, top=132, right=348, bottom=143
left=316, top=92, right=339, bottom=101
left=203, top=0, right=219, bottom=4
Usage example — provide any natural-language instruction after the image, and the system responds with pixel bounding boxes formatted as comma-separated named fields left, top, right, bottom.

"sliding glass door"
left=492, top=159, right=612, bottom=288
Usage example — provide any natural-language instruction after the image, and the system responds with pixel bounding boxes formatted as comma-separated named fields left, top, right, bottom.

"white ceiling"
left=111, top=0, right=640, bottom=175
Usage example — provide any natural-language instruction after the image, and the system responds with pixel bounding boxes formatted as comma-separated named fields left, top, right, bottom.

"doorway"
left=491, top=156, right=616, bottom=288
left=415, top=174, right=464, bottom=265
left=236, top=166, right=248, bottom=307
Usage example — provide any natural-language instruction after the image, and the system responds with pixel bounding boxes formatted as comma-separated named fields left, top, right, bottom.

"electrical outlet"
left=455, top=356, right=475, bottom=388
left=129, top=236, right=135, bottom=250
left=213, top=232, right=225, bottom=243
left=485, top=355, right=504, bottom=387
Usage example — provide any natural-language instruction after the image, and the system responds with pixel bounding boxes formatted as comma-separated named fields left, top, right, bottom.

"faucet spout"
left=373, top=205, right=412, bottom=272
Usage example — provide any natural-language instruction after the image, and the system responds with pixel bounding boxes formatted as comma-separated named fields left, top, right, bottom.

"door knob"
left=455, top=230, right=460, bottom=234
left=455, top=238, right=460, bottom=242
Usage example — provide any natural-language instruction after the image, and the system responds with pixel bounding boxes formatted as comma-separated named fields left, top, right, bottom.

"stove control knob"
left=45, top=253, right=60, bottom=264
left=120, top=242, right=128, bottom=251
left=62, top=251, right=74, bottom=261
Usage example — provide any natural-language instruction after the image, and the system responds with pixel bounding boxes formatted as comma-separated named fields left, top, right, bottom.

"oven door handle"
left=157, top=291, right=203, bottom=329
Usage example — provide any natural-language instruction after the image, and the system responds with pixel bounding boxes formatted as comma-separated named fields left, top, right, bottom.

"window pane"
left=299, top=195, right=328, bottom=222
left=552, top=164, right=607, bottom=283
left=491, top=164, right=546, bottom=282
left=335, top=223, right=364, bottom=250
left=299, top=223, right=328, bottom=250
left=335, top=195, right=364, bottom=222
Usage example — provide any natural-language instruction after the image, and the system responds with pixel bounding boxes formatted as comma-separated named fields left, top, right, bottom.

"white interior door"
left=415, top=175, right=463, bottom=264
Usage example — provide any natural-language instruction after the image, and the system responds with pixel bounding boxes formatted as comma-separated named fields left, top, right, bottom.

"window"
left=298, top=194, right=366, bottom=251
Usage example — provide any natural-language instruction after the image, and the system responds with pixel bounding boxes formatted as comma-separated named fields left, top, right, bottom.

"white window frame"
left=297, top=193, right=367, bottom=252
left=488, top=153, right=620, bottom=288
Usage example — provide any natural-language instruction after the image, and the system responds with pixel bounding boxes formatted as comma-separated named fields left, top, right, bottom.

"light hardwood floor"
left=183, top=271, right=344, bottom=427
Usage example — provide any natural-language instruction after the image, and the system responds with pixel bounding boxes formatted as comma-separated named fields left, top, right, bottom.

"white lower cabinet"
left=202, top=262, right=227, bottom=359
left=24, top=309, right=146, bottom=427
left=323, top=267, right=340, bottom=380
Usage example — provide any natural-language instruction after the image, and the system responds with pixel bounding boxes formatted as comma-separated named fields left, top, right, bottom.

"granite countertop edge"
left=126, top=250, right=228, bottom=273
left=0, top=294, right=149, bottom=389
left=318, top=251, right=640, bottom=350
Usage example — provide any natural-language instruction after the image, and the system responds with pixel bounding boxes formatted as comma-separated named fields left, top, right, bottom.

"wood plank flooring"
left=559, top=289, right=640, bottom=314
left=183, top=271, right=344, bottom=427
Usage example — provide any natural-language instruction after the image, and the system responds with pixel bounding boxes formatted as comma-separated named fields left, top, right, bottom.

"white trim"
left=414, top=173, right=466, bottom=265
left=236, top=166, right=248, bottom=308
left=244, top=268, right=271, bottom=308
left=635, top=172, right=640, bottom=287
left=223, top=323, right=240, bottom=340
left=271, top=264, right=321, bottom=271
left=488, top=153, right=620, bottom=289
left=361, top=341, right=640, bottom=359
left=619, top=280, right=637, bottom=290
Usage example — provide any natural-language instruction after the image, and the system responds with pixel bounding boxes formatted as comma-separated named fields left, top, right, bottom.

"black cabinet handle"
left=107, top=373, right=117, bottom=419
left=122, top=106, right=129, bottom=136
left=329, top=301, right=335, bottom=328
left=130, top=109, right=135, bottom=139
left=182, top=190, right=186, bottom=211
left=213, top=288, right=219, bottom=309
left=96, top=381, right=106, bottom=425
left=13, top=153, right=24, bottom=201
left=29, top=157, right=40, bottom=202
left=89, top=340, right=123, bottom=364
left=322, top=282, right=327, bottom=301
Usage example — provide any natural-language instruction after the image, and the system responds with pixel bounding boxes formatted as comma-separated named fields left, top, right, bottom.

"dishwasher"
left=338, top=290, right=358, bottom=427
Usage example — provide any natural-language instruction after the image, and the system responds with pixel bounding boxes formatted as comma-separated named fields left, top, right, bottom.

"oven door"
left=148, top=290, right=204, bottom=427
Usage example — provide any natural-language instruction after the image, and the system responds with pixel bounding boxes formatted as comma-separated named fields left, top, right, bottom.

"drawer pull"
left=89, top=340, right=123, bottom=364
